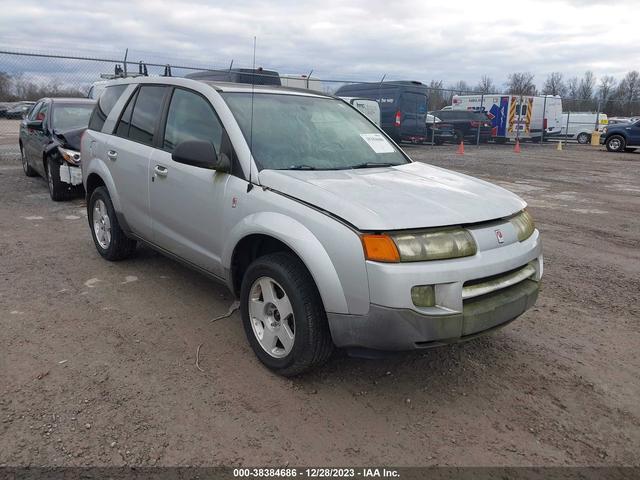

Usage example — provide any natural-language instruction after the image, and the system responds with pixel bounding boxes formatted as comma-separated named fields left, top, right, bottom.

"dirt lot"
left=1, top=143, right=639, bottom=467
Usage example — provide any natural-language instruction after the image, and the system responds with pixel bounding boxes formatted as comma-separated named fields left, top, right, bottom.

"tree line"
left=427, top=71, right=640, bottom=116
left=0, top=72, right=85, bottom=103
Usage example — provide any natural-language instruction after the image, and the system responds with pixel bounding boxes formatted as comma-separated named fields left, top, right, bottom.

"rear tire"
left=21, top=145, right=37, bottom=177
left=606, top=135, right=626, bottom=153
left=577, top=132, right=590, bottom=144
left=88, top=186, right=137, bottom=261
left=240, top=252, right=334, bottom=376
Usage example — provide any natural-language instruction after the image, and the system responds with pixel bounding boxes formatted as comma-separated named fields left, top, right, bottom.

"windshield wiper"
left=347, top=162, right=399, bottom=169
left=286, top=164, right=316, bottom=170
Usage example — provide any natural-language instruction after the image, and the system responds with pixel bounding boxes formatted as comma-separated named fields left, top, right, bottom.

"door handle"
left=154, top=165, right=168, bottom=177
left=107, top=150, right=118, bottom=160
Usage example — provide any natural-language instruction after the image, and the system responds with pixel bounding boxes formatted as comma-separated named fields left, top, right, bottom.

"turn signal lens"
left=361, top=234, right=400, bottom=263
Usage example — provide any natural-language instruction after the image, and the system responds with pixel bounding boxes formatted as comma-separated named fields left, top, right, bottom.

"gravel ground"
left=0, top=143, right=638, bottom=467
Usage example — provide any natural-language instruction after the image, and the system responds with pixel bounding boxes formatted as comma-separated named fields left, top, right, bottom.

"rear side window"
left=163, top=88, right=223, bottom=153
left=88, top=84, right=127, bottom=132
left=127, top=86, right=167, bottom=146
left=115, top=89, right=138, bottom=138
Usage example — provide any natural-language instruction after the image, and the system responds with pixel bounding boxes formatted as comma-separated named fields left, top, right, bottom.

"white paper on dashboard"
left=360, top=133, right=395, bottom=154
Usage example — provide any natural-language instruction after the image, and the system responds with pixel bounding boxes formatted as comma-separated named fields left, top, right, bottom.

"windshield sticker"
left=360, top=133, right=395, bottom=154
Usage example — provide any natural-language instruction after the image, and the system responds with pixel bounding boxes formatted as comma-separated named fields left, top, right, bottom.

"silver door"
left=148, top=87, right=231, bottom=276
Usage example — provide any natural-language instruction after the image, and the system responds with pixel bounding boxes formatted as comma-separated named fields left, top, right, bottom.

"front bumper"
left=328, top=224, right=542, bottom=351
left=328, top=278, right=539, bottom=350
left=59, top=164, right=82, bottom=186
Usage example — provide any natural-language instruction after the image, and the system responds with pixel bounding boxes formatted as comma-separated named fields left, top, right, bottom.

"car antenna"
left=247, top=36, right=256, bottom=193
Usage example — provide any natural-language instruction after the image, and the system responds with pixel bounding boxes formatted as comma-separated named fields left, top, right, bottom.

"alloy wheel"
left=248, top=276, right=295, bottom=358
left=92, top=199, right=112, bottom=249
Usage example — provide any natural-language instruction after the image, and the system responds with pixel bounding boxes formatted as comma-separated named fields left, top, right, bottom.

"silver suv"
left=81, top=77, right=543, bottom=376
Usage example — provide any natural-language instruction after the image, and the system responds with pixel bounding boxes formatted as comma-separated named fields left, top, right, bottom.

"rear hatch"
left=398, top=92, right=428, bottom=141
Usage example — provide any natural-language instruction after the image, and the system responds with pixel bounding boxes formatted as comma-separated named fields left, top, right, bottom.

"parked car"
left=81, top=77, right=543, bottom=376
left=19, top=97, right=96, bottom=200
left=425, top=113, right=455, bottom=145
left=430, top=109, right=493, bottom=143
left=560, top=112, right=608, bottom=144
left=5, top=102, right=35, bottom=119
left=334, top=81, right=429, bottom=143
left=600, top=119, right=640, bottom=152
left=185, top=67, right=281, bottom=86
left=339, top=97, right=381, bottom=126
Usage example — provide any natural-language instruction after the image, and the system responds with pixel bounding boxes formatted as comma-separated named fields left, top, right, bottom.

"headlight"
left=391, top=228, right=477, bottom=261
left=509, top=210, right=535, bottom=241
left=58, top=146, right=81, bottom=165
left=361, top=227, right=477, bottom=263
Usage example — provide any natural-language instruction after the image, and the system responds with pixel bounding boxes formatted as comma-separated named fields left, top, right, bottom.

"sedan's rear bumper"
left=327, top=279, right=539, bottom=351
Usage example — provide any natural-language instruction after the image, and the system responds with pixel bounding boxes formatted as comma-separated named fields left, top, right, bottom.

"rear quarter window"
left=88, top=84, right=127, bottom=132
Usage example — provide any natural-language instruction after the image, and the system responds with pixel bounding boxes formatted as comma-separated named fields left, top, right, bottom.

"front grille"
left=462, top=262, right=536, bottom=301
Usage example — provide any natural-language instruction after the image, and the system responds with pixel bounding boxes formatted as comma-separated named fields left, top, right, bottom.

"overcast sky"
left=1, top=0, right=639, bottom=88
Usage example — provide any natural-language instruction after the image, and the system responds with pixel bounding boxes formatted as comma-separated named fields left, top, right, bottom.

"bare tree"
left=427, top=80, right=447, bottom=110
left=475, top=75, right=496, bottom=94
left=505, top=72, right=536, bottom=95
left=598, top=75, right=617, bottom=113
left=576, top=71, right=596, bottom=109
left=0, top=72, right=13, bottom=101
left=616, top=70, right=640, bottom=115
left=542, top=72, right=566, bottom=96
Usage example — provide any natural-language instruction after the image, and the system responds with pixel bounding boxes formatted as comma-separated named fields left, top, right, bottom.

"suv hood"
left=259, top=162, right=526, bottom=231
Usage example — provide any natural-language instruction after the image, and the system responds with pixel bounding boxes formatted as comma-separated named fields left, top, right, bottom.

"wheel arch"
left=224, top=213, right=349, bottom=314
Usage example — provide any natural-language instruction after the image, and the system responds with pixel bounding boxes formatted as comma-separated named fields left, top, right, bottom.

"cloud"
left=1, top=0, right=639, bottom=90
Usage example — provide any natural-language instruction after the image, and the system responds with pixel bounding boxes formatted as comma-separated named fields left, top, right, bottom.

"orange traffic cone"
left=456, top=141, right=465, bottom=155
left=514, top=139, right=521, bottom=153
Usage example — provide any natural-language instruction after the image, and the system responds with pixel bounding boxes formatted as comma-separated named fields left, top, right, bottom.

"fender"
left=223, top=212, right=349, bottom=314
left=84, top=160, right=123, bottom=214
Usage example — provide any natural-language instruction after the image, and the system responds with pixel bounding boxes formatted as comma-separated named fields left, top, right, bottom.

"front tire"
left=606, top=135, right=626, bottom=153
left=46, top=158, right=67, bottom=201
left=577, top=132, right=591, bottom=144
left=240, top=252, right=333, bottom=376
left=88, top=186, right=136, bottom=261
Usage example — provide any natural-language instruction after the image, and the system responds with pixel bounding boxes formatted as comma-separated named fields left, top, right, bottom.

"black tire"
left=240, top=252, right=334, bottom=376
left=21, top=145, right=37, bottom=177
left=606, top=135, right=626, bottom=153
left=88, top=186, right=136, bottom=261
left=577, top=132, right=591, bottom=144
left=46, top=157, right=68, bottom=201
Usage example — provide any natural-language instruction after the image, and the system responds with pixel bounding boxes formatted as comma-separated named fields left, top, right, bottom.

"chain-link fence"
left=2, top=48, right=639, bottom=160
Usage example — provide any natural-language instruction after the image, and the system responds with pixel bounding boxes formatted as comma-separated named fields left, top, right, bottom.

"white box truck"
left=451, top=94, right=563, bottom=142
left=279, top=74, right=324, bottom=92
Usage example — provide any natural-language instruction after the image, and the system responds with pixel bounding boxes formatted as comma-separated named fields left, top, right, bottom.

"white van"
left=339, top=97, right=381, bottom=126
left=560, top=112, right=608, bottom=144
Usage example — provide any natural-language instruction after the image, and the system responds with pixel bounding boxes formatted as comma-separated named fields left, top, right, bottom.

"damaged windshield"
left=221, top=93, right=409, bottom=171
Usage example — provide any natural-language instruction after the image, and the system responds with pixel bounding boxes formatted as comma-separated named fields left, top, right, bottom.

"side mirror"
left=26, top=119, right=43, bottom=130
left=171, top=140, right=229, bottom=172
